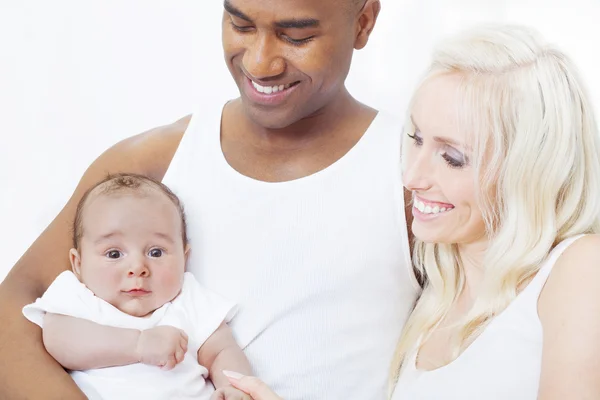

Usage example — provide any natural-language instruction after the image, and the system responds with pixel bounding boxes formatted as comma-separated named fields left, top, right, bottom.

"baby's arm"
left=43, top=314, right=187, bottom=370
left=43, top=313, right=139, bottom=370
left=198, top=322, right=253, bottom=390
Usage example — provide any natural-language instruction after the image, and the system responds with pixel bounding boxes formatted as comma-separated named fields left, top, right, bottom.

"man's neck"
left=238, top=88, right=366, bottom=154
left=220, top=88, right=377, bottom=182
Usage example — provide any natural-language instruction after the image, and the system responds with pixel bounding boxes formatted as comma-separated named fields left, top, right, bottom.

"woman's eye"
left=442, top=153, right=466, bottom=169
left=149, top=248, right=163, bottom=258
left=106, top=250, right=122, bottom=259
left=407, top=132, right=423, bottom=146
left=441, top=146, right=469, bottom=169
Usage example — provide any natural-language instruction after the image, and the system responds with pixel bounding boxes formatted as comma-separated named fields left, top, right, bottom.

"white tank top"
left=392, top=235, right=585, bottom=400
left=162, top=101, right=420, bottom=400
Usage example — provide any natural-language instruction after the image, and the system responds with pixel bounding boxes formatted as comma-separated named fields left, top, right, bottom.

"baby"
left=23, top=173, right=252, bottom=400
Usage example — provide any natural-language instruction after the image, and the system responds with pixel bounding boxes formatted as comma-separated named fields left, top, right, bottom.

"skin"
left=43, top=188, right=190, bottom=371
left=71, top=189, right=187, bottom=318
left=407, top=74, right=600, bottom=398
left=402, top=73, right=491, bottom=369
left=404, top=73, right=600, bottom=400
left=0, top=0, right=409, bottom=398
left=219, top=0, right=380, bottom=182
left=403, top=73, right=487, bottom=248
left=225, top=68, right=600, bottom=400
left=43, top=190, right=253, bottom=398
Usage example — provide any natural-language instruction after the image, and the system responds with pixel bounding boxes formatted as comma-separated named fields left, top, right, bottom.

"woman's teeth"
left=414, top=198, right=454, bottom=214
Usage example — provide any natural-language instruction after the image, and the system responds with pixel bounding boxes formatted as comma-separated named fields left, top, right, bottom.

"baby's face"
left=71, top=190, right=187, bottom=317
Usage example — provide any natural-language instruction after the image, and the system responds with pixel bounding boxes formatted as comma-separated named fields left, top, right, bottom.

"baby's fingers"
left=161, top=354, right=178, bottom=371
left=180, top=336, right=189, bottom=353
left=175, top=346, right=186, bottom=364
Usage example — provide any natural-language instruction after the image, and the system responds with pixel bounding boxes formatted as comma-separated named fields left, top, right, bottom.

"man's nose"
left=243, top=33, right=286, bottom=80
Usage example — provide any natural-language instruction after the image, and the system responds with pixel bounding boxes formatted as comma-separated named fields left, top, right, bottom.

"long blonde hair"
left=390, top=24, right=600, bottom=393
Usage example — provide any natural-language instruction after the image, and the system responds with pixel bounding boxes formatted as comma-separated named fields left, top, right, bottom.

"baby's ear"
left=69, top=248, right=82, bottom=278
left=184, top=244, right=191, bottom=265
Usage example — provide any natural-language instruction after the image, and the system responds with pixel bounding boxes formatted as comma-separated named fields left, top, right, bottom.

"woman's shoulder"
left=539, top=234, right=600, bottom=323
left=552, top=234, right=600, bottom=275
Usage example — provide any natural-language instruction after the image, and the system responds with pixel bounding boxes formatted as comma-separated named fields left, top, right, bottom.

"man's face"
left=222, top=0, right=362, bottom=129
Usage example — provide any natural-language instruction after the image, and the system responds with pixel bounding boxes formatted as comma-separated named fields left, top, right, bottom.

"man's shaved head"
left=340, top=0, right=368, bottom=17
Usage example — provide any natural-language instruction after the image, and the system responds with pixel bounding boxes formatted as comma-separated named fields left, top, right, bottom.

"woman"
left=222, top=24, right=600, bottom=399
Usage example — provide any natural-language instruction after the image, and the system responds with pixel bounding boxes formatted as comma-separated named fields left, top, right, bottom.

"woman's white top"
left=392, top=235, right=584, bottom=400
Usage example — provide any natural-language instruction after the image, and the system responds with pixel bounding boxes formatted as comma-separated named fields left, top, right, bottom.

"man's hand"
left=211, top=386, right=253, bottom=400
left=136, top=326, right=188, bottom=370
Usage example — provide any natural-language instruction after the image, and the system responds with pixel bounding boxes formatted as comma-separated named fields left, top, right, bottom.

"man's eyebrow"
left=224, top=0, right=252, bottom=22
left=224, top=0, right=320, bottom=29
left=275, top=18, right=320, bottom=29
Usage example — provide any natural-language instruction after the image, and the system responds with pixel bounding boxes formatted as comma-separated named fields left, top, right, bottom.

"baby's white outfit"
left=23, top=271, right=236, bottom=400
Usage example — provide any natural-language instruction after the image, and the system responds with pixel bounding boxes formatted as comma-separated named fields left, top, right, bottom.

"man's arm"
left=0, top=276, right=85, bottom=399
left=0, top=115, right=190, bottom=399
left=198, top=322, right=253, bottom=390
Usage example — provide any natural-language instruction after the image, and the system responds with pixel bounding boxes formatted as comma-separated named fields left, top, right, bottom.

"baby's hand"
left=211, top=386, right=253, bottom=400
left=136, top=325, right=188, bottom=370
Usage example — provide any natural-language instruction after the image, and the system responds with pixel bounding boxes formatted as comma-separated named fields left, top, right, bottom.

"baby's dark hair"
left=72, top=173, right=188, bottom=249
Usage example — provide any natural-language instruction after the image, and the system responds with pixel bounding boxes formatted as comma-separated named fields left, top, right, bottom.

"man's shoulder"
left=120, top=114, right=192, bottom=163
left=101, top=114, right=193, bottom=181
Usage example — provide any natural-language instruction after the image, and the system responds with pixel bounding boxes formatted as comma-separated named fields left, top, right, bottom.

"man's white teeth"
left=252, top=81, right=292, bottom=94
left=414, top=199, right=453, bottom=214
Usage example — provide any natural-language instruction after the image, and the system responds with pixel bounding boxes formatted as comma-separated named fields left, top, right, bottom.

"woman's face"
left=402, top=73, right=487, bottom=246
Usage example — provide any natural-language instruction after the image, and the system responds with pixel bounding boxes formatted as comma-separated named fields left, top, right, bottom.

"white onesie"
left=23, top=271, right=236, bottom=400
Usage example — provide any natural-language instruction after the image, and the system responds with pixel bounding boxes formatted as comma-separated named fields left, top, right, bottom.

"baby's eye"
left=149, top=248, right=163, bottom=258
left=106, top=250, right=122, bottom=259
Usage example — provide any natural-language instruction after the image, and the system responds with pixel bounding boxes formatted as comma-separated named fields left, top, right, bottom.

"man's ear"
left=354, top=0, right=381, bottom=50
left=70, top=248, right=83, bottom=279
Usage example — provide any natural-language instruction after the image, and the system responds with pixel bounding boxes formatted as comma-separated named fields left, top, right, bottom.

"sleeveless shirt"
left=162, top=102, right=420, bottom=399
left=392, top=235, right=584, bottom=400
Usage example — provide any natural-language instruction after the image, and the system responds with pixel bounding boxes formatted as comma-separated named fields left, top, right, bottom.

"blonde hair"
left=390, top=24, right=600, bottom=394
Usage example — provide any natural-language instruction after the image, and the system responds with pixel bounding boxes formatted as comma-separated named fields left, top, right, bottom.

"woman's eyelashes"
left=441, top=146, right=469, bottom=169
left=441, top=152, right=467, bottom=169
left=407, top=131, right=423, bottom=146
left=407, top=131, right=469, bottom=169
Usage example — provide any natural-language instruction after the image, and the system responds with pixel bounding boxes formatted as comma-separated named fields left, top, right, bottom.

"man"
left=0, top=1, right=419, bottom=399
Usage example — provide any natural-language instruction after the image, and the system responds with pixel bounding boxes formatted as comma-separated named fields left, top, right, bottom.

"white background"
left=1, top=0, right=599, bottom=283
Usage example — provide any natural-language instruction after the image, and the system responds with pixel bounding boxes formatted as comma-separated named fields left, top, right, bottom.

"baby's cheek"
left=86, top=268, right=117, bottom=293
left=158, top=267, right=184, bottom=295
